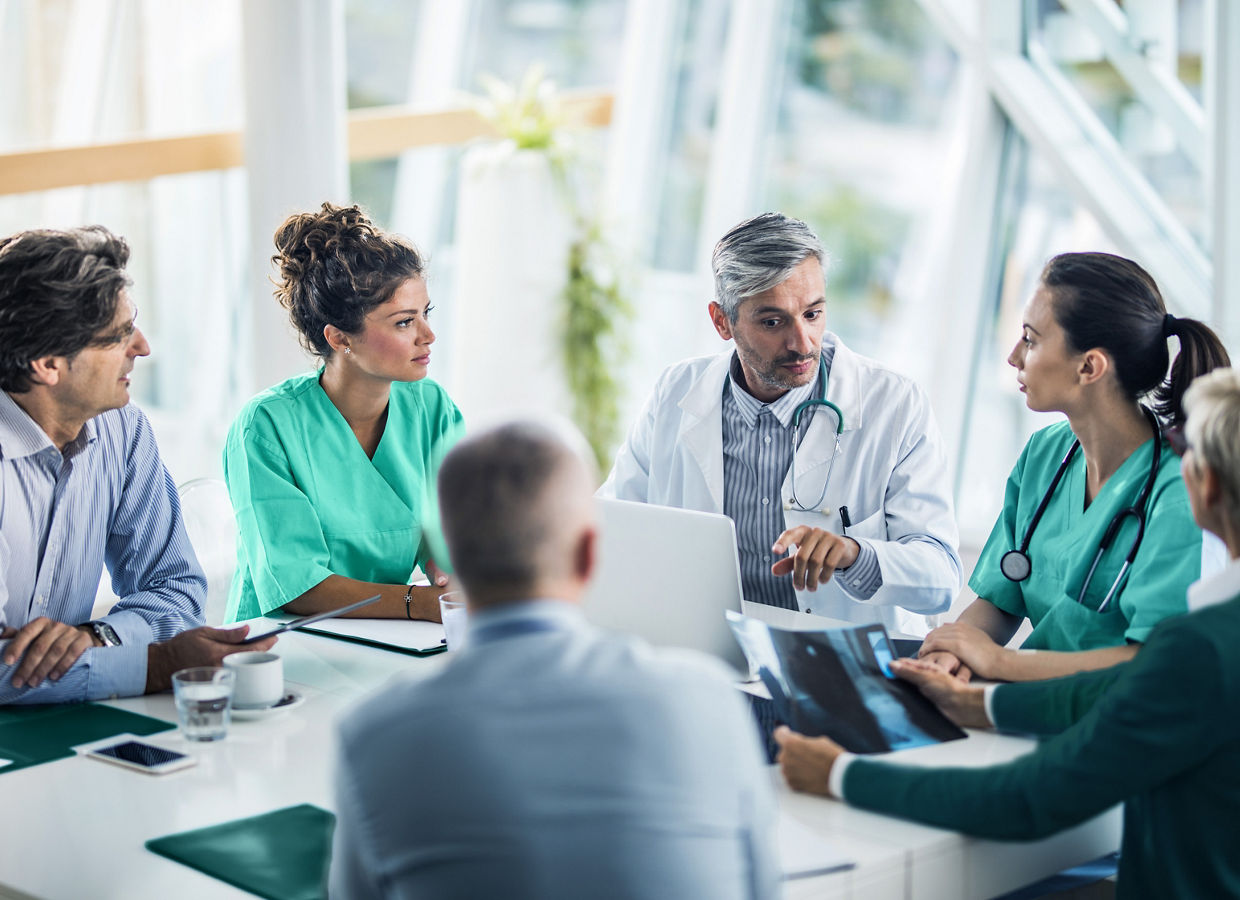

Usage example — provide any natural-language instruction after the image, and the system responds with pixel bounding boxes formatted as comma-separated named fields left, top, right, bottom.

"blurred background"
left=1, top=0, right=1235, bottom=552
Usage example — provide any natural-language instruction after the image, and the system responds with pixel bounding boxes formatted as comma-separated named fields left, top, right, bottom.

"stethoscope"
left=785, top=357, right=846, bottom=513
left=999, top=406, right=1162, bottom=613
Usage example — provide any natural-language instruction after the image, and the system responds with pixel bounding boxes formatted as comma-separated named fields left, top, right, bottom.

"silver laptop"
left=583, top=498, right=749, bottom=676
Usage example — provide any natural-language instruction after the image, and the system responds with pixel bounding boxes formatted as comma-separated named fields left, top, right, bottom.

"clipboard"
left=268, top=613, right=447, bottom=657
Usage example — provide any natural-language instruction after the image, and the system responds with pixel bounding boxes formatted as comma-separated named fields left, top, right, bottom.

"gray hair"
left=1183, top=367, right=1240, bottom=518
left=711, top=212, right=826, bottom=321
left=436, top=419, right=595, bottom=603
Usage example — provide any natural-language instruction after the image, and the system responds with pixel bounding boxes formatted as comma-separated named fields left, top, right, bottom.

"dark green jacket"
left=843, top=595, right=1240, bottom=900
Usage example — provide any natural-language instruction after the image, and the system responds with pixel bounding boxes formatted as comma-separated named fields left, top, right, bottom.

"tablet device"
left=239, top=594, right=382, bottom=644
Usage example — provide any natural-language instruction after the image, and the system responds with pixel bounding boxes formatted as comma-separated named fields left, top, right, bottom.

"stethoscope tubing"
left=1001, top=407, right=1162, bottom=612
left=787, top=357, right=845, bottom=514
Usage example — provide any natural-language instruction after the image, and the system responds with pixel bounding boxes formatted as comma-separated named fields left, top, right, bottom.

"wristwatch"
left=89, top=621, right=122, bottom=647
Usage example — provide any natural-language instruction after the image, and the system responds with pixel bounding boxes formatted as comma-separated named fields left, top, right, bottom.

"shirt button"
left=805, top=608, right=813, bottom=614
left=764, top=436, right=771, bottom=444
left=762, top=497, right=770, bottom=506
left=763, top=555, right=771, bottom=563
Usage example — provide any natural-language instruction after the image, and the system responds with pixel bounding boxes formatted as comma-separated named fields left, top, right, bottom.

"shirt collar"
left=725, top=353, right=820, bottom=429
left=0, top=391, right=97, bottom=462
left=466, top=598, right=586, bottom=636
left=0, top=391, right=56, bottom=460
left=1187, top=552, right=1240, bottom=612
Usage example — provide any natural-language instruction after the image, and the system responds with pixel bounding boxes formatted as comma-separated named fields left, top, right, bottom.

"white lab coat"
left=601, top=333, right=961, bottom=637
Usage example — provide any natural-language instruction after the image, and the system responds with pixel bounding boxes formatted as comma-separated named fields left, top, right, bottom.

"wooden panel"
left=0, top=132, right=244, bottom=195
left=348, top=90, right=614, bottom=160
left=0, top=90, right=614, bottom=195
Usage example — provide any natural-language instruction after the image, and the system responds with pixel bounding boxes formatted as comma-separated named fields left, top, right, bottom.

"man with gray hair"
left=331, top=420, right=778, bottom=900
left=603, top=212, right=961, bottom=636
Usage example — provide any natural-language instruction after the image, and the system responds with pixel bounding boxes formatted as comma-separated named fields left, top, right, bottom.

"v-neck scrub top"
left=223, top=372, right=463, bottom=622
left=969, top=421, right=1200, bottom=652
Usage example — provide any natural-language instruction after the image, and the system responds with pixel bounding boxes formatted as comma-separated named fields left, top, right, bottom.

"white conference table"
left=0, top=605, right=1120, bottom=900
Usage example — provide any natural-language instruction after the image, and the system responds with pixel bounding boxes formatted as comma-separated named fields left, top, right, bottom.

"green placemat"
left=146, top=804, right=335, bottom=900
left=0, top=702, right=174, bottom=775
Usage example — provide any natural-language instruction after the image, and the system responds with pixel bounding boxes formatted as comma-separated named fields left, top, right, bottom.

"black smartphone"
left=87, top=739, right=196, bottom=775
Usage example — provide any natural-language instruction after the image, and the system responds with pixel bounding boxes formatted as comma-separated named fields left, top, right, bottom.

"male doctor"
left=602, top=212, right=961, bottom=635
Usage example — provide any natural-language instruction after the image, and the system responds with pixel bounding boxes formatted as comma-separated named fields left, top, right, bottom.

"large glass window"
left=955, top=143, right=1116, bottom=545
left=0, top=0, right=247, bottom=482
left=759, top=0, right=959, bottom=358
left=1025, top=0, right=1207, bottom=249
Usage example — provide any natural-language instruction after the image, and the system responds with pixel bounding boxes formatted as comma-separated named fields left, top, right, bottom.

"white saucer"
left=231, top=690, right=305, bottom=721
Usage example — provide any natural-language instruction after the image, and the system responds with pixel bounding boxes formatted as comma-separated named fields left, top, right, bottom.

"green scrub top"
left=222, top=372, right=464, bottom=621
left=970, top=421, right=1200, bottom=651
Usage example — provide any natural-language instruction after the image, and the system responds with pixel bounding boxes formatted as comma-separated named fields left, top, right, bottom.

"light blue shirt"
left=722, top=348, right=881, bottom=609
left=332, top=599, right=779, bottom=900
left=0, top=392, right=205, bottom=703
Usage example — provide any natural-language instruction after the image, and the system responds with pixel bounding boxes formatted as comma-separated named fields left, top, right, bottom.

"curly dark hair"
left=273, top=203, right=427, bottom=358
left=0, top=225, right=132, bottom=393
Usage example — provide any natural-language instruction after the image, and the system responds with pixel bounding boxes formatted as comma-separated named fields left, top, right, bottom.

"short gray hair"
left=436, top=420, right=594, bottom=602
left=711, top=212, right=826, bottom=321
left=1183, top=367, right=1240, bottom=517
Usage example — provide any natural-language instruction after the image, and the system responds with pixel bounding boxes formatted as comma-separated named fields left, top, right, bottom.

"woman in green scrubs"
left=923, top=252, right=1228, bottom=681
left=223, top=203, right=463, bottom=622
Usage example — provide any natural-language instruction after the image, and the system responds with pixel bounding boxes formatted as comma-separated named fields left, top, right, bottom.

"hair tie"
left=1162, top=313, right=1177, bottom=338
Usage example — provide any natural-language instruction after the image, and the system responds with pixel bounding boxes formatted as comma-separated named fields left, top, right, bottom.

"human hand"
left=888, top=658, right=991, bottom=729
left=918, top=649, right=973, bottom=683
left=773, top=725, right=844, bottom=796
left=920, top=622, right=1007, bottom=680
left=145, top=625, right=277, bottom=694
left=2, top=618, right=98, bottom=689
left=424, top=559, right=450, bottom=589
left=770, top=526, right=860, bottom=591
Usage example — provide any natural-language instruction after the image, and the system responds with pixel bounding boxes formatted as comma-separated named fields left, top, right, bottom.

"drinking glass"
left=439, top=591, right=469, bottom=651
left=172, top=667, right=235, bottom=741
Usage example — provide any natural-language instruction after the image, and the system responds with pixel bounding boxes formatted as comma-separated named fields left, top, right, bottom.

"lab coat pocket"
left=845, top=508, right=886, bottom=541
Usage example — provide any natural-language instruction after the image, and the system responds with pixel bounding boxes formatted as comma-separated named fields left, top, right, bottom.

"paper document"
left=778, top=812, right=855, bottom=880
left=270, top=613, right=446, bottom=654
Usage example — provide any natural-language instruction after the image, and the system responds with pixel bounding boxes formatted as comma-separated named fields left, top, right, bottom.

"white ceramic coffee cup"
left=223, top=651, right=284, bottom=710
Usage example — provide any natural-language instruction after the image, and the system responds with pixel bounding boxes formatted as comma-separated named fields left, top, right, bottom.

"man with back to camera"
left=331, top=420, right=779, bottom=900
left=0, top=226, right=276, bottom=704
left=602, top=212, right=961, bottom=636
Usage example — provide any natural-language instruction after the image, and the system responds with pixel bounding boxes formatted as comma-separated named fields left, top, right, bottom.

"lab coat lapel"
left=678, top=351, right=730, bottom=514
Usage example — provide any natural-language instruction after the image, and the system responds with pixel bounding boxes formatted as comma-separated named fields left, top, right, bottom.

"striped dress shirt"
left=722, top=350, right=881, bottom=610
left=0, top=392, right=205, bottom=703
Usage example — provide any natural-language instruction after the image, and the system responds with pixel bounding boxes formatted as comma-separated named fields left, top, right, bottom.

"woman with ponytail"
left=922, top=252, right=1229, bottom=681
left=223, top=203, right=463, bottom=622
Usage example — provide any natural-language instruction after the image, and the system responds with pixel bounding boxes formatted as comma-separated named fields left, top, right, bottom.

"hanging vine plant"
left=472, top=66, right=632, bottom=471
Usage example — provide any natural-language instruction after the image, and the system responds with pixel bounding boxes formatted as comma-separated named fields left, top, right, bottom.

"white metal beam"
left=1058, top=0, right=1205, bottom=170
left=601, top=0, right=685, bottom=262
left=389, top=0, right=476, bottom=242
left=1206, top=0, right=1240, bottom=347
left=240, top=0, right=350, bottom=393
left=915, top=0, right=1210, bottom=320
left=695, top=0, right=793, bottom=268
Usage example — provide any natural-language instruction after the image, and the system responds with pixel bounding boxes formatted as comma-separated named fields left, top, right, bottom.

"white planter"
left=450, top=142, right=574, bottom=425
